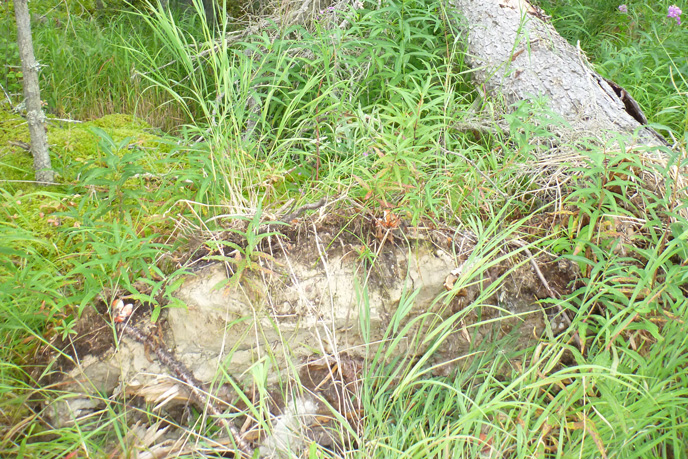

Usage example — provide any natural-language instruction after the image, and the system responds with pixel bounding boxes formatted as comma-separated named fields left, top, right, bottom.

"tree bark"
left=201, top=0, right=216, bottom=27
left=14, top=0, right=54, bottom=184
left=452, top=0, right=666, bottom=147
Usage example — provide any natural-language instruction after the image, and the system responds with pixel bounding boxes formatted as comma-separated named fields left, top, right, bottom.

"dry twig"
left=117, top=323, right=255, bottom=457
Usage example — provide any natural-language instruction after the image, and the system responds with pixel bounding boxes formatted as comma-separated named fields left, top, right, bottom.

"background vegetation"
left=1, top=0, right=687, bottom=457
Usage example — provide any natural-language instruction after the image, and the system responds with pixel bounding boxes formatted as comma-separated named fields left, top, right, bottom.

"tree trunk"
left=452, top=0, right=666, bottom=147
left=14, top=0, right=54, bottom=184
left=202, top=0, right=216, bottom=28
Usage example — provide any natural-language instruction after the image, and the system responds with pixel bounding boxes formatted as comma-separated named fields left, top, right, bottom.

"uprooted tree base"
left=30, top=210, right=582, bottom=455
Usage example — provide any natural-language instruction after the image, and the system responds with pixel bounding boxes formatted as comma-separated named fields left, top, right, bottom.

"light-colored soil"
left=39, top=214, right=579, bottom=451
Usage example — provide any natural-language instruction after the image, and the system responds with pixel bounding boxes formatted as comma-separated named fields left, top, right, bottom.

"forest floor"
left=1, top=0, right=687, bottom=457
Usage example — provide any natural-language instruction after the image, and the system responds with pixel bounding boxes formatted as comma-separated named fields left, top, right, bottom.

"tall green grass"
left=0, top=0, right=199, bottom=129
left=127, top=0, right=529, bottom=216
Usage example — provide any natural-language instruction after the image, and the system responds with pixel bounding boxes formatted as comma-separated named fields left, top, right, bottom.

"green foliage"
left=357, top=200, right=680, bottom=456
left=0, top=0, right=194, bottom=128
left=537, top=0, right=688, bottom=138
left=0, top=123, right=190, bottom=373
left=1, top=0, right=688, bottom=456
left=530, top=142, right=688, bottom=454
left=127, top=0, right=505, bottom=220
left=0, top=40, right=21, bottom=96
left=551, top=142, right=685, bottom=346
left=206, top=204, right=286, bottom=291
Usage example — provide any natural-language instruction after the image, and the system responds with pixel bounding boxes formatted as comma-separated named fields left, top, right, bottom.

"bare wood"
left=14, top=0, right=54, bottom=184
left=8, top=140, right=31, bottom=151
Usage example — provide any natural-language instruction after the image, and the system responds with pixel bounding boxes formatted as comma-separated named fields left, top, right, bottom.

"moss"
left=49, top=113, right=170, bottom=182
left=0, top=108, right=33, bottom=183
left=87, top=114, right=149, bottom=130
left=1, top=106, right=172, bottom=184
left=1, top=107, right=181, bottom=268
left=0, top=188, right=70, bottom=260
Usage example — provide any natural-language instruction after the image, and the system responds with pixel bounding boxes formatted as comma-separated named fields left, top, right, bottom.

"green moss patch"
left=0, top=107, right=33, bottom=182
left=1, top=107, right=182, bottom=270
left=1, top=107, right=172, bottom=185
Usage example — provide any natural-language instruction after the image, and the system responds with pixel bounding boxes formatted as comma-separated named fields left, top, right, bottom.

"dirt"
left=33, top=211, right=579, bottom=455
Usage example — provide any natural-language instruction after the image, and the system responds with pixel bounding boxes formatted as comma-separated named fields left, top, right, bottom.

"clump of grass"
left=129, top=0, right=536, bottom=219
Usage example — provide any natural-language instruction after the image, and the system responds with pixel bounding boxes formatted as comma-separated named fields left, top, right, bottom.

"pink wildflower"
left=668, top=5, right=682, bottom=25
left=618, top=4, right=628, bottom=13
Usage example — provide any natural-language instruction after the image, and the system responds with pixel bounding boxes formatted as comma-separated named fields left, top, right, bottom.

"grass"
left=1, top=0, right=687, bottom=457
left=0, top=0, right=196, bottom=130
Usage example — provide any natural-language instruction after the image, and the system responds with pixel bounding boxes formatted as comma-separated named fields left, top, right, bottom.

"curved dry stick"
left=280, top=198, right=327, bottom=224
left=117, top=323, right=255, bottom=457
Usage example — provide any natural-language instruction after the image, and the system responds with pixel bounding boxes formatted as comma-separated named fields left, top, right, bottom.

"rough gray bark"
left=453, top=0, right=666, bottom=147
left=202, top=0, right=216, bottom=26
left=14, top=0, right=54, bottom=184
